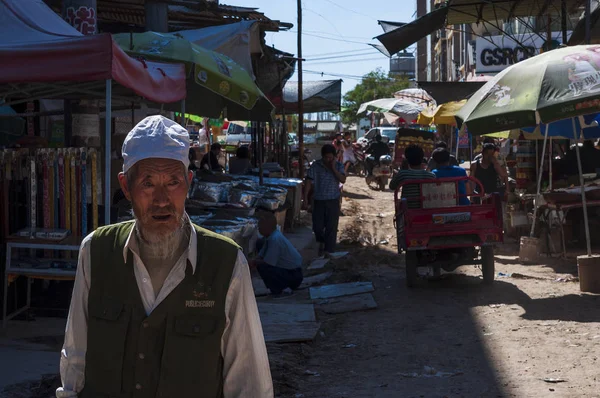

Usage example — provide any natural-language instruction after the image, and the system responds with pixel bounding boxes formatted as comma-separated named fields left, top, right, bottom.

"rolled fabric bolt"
left=30, top=156, right=36, bottom=230
left=43, top=150, right=50, bottom=230
left=49, top=150, right=55, bottom=229
left=70, top=150, right=77, bottom=237
left=81, top=149, right=87, bottom=236
left=64, top=151, right=71, bottom=232
left=76, top=150, right=81, bottom=237
left=53, top=151, right=59, bottom=228
left=91, top=150, right=98, bottom=230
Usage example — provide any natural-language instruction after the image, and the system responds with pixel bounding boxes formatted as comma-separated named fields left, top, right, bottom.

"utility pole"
left=561, top=0, right=568, bottom=44
left=586, top=0, right=592, bottom=44
left=297, top=0, right=305, bottom=179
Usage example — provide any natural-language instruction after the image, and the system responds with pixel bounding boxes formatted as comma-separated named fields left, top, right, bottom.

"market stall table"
left=2, top=235, right=81, bottom=328
left=537, top=199, right=600, bottom=258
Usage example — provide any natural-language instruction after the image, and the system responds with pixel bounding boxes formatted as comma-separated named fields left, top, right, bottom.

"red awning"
left=0, top=0, right=186, bottom=104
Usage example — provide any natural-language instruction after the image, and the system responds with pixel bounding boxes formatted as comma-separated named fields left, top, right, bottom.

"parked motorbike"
left=365, top=155, right=392, bottom=190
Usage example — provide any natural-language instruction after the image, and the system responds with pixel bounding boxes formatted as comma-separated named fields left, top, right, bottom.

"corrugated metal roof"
left=81, top=0, right=291, bottom=32
left=446, top=0, right=585, bottom=25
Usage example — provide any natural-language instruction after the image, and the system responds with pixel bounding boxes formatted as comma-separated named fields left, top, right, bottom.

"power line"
left=307, top=51, right=382, bottom=61
left=304, top=70, right=365, bottom=80
left=305, top=47, right=377, bottom=57
left=308, top=56, right=389, bottom=65
left=301, top=28, right=373, bottom=41
left=286, top=30, right=370, bottom=45
left=320, top=0, right=377, bottom=20
left=303, top=7, right=345, bottom=39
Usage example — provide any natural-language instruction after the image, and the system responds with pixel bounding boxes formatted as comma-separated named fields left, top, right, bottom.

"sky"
left=231, top=0, right=417, bottom=94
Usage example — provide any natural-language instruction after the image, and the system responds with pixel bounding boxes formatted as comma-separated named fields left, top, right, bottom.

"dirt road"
left=272, top=175, right=600, bottom=398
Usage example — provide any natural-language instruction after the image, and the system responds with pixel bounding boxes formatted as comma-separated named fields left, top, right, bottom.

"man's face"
left=323, top=153, right=335, bottom=163
left=483, top=149, right=494, bottom=162
left=118, top=158, right=192, bottom=242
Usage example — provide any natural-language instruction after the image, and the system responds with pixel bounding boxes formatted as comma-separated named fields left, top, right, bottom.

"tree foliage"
left=339, top=68, right=410, bottom=125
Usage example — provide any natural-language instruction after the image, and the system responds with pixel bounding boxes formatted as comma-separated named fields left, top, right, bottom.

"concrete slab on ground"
left=258, top=302, right=316, bottom=324
left=318, top=293, right=378, bottom=314
left=309, top=282, right=374, bottom=300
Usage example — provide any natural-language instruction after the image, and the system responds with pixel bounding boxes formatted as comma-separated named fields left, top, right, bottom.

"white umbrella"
left=357, top=98, right=424, bottom=122
left=393, top=88, right=436, bottom=106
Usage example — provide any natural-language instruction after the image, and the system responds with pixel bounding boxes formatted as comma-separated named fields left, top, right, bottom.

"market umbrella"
left=357, top=98, right=424, bottom=122
left=456, top=45, right=600, bottom=256
left=113, top=32, right=273, bottom=119
left=393, top=88, right=436, bottom=106
left=484, top=113, right=600, bottom=139
left=417, top=100, right=467, bottom=125
left=455, top=45, right=600, bottom=134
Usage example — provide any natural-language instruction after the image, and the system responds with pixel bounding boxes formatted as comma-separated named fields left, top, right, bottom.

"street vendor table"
left=538, top=200, right=600, bottom=258
left=2, top=236, right=81, bottom=328
left=234, top=176, right=303, bottom=229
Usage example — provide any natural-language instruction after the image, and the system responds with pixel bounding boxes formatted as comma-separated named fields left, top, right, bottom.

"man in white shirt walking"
left=57, top=115, right=273, bottom=398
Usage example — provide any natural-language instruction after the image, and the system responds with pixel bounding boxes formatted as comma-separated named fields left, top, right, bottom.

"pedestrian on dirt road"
left=389, top=144, right=435, bottom=209
left=251, top=212, right=304, bottom=296
left=431, top=147, right=471, bottom=205
left=57, top=116, right=273, bottom=398
left=470, top=143, right=508, bottom=202
left=305, top=144, right=347, bottom=256
left=341, top=132, right=357, bottom=175
left=426, top=141, right=458, bottom=171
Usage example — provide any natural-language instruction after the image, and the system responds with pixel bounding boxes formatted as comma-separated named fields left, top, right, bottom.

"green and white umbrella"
left=457, top=45, right=600, bottom=256
left=456, top=45, right=600, bottom=135
left=113, top=32, right=273, bottom=120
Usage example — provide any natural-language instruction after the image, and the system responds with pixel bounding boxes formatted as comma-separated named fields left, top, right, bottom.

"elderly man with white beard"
left=56, top=116, right=273, bottom=398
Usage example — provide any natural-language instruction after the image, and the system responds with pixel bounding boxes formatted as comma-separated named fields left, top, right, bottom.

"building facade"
left=415, top=0, right=581, bottom=82
left=390, top=50, right=416, bottom=79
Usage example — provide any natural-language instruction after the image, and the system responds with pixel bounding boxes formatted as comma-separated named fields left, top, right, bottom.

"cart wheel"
left=481, top=246, right=495, bottom=285
left=405, top=250, right=418, bottom=288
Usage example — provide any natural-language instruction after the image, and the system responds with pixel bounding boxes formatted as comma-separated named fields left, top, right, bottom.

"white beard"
left=134, top=215, right=188, bottom=260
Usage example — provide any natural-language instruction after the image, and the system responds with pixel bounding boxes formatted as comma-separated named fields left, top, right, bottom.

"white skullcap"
left=122, top=115, right=190, bottom=173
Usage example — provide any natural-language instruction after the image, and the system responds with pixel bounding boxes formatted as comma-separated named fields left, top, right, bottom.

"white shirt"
left=56, top=217, right=273, bottom=398
left=198, top=127, right=209, bottom=146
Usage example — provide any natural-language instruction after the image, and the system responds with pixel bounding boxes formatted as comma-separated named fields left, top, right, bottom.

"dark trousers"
left=365, top=156, right=378, bottom=176
left=257, top=264, right=303, bottom=295
left=312, top=199, right=340, bottom=253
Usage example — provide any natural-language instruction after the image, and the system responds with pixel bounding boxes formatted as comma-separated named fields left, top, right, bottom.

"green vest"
left=81, top=221, right=239, bottom=398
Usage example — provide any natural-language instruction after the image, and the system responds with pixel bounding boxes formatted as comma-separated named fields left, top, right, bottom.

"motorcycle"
left=290, top=148, right=311, bottom=178
left=350, top=142, right=367, bottom=177
left=365, top=155, right=392, bottom=190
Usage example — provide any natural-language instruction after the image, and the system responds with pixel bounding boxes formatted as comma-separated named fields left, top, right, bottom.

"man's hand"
left=324, top=157, right=335, bottom=171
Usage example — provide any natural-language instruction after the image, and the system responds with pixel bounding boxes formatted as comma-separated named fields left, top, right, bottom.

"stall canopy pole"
left=455, top=128, right=460, bottom=159
left=529, top=123, right=550, bottom=238
left=105, top=79, right=112, bottom=226
left=258, top=122, right=264, bottom=186
left=180, top=100, right=186, bottom=126
left=549, top=138, right=553, bottom=191
left=572, top=118, right=592, bottom=256
left=297, top=0, right=305, bottom=179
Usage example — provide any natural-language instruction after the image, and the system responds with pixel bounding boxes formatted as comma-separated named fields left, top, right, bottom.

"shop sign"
left=476, top=32, right=571, bottom=73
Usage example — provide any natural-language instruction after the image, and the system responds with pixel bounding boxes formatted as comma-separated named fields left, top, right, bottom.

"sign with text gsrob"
left=476, top=31, right=571, bottom=74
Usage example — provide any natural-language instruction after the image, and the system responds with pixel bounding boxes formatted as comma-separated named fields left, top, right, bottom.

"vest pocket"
left=86, top=298, right=129, bottom=395
left=174, top=314, right=218, bottom=337
left=156, top=314, right=222, bottom=396
left=90, top=299, right=124, bottom=321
